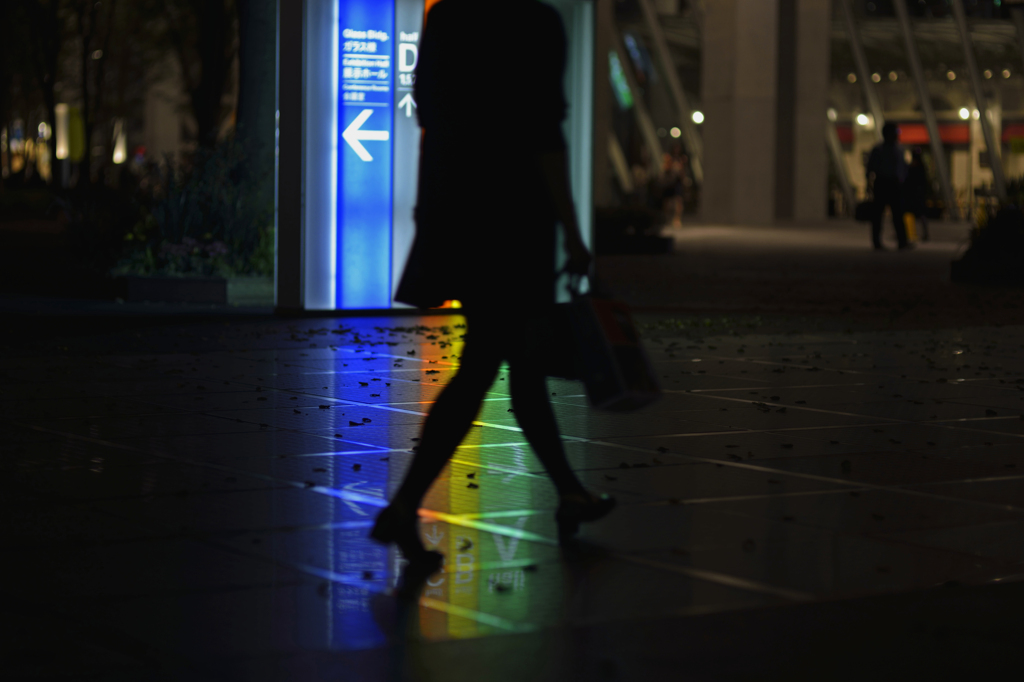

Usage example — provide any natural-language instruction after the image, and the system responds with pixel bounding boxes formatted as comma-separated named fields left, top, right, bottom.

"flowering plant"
left=113, top=138, right=274, bottom=278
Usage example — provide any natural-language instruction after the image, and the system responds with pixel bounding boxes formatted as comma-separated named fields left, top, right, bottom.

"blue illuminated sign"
left=298, top=0, right=588, bottom=312
left=392, top=0, right=425, bottom=303
left=337, top=1, right=395, bottom=309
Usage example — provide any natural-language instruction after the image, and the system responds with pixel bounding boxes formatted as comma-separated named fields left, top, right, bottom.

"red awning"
left=835, top=122, right=970, bottom=146
left=1002, top=123, right=1024, bottom=142
left=896, top=123, right=969, bottom=145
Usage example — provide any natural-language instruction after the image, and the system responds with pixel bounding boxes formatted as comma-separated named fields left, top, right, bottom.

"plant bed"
left=110, top=138, right=275, bottom=301
left=594, top=207, right=673, bottom=255
left=597, top=233, right=674, bottom=255
left=227, top=276, right=275, bottom=306
left=121, top=275, right=274, bottom=305
left=950, top=258, right=1024, bottom=287
left=950, top=206, right=1024, bottom=287
left=123, top=275, right=228, bottom=303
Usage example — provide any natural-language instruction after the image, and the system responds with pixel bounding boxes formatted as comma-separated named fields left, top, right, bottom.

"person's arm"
left=533, top=8, right=589, bottom=274
left=538, top=150, right=590, bottom=274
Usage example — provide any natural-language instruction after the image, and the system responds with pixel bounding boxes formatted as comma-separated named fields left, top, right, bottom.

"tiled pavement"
left=4, top=310, right=1024, bottom=680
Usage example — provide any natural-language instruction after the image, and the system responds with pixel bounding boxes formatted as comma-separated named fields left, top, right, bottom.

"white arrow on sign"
left=341, top=480, right=383, bottom=515
left=398, top=93, right=417, bottom=118
left=342, top=109, right=389, bottom=162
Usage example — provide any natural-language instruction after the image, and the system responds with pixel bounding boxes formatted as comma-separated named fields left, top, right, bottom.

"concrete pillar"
left=701, top=0, right=830, bottom=224
left=951, top=149, right=970, bottom=200
left=971, top=112, right=991, bottom=192
left=791, top=0, right=831, bottom=221
left=144, top=56, right=186, bottom=161
left=700, top=1, right=735, bottom=223
left=702, top=0, right=779, bottom=224
left=849, top=119, right=876, bottom=200
left=276, top=0, right=303, bottom=311
left=971, top=102, right=1001, bottom=192
left=237, top=0, right=278, bottom=212
left=592, top=0, right=615, bottom=207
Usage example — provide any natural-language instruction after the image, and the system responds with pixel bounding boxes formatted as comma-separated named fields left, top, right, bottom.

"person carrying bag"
left=371, top=0, right=616, bottom=598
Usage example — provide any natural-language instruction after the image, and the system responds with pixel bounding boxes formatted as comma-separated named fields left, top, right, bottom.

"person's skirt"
left=395, top=208, right=558, bottom=310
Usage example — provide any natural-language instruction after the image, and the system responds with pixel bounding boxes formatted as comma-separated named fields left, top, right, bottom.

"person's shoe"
left=556, top=492, right=617, bottom=544
left=873, top=244, right=886, bottom=251
left=395, top=551, right=445, bottom=601
left=898, top=242, right=915, bottom=250
left=371, top=502, right=432, bottom=559
left=371, top=503, right=445, bottom=597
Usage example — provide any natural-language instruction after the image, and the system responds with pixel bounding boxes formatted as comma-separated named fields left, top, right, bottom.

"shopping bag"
left=903, top=212, right=917, bottom=242
left=567, top=277, right=661, bottom=412
left=542, top=303, right=583, bottom=380
left=521, top=304, right=582, bottom=380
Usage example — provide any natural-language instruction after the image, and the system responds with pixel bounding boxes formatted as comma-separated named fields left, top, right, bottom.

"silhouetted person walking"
left=371, top=0, right=615, bottom=592
left=866, top=122, right=910, bottom=250
left=904, top=147, right=930, bottom=242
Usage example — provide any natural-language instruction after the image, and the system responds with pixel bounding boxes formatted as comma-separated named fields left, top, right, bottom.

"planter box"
left=124, top=276, right=227, bottom=303
left=594, top=207, right=674, bottom=255
left=123, top=276, right=274, bottom=305
left=595, top=234, right=674, bottom=255
left=227, top=277, right=275, bottom=306
left=951, top=258, right=1024, bottom=287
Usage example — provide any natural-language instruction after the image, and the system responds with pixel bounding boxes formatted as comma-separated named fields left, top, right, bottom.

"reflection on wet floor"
left=5, top=316, right=1024, bottom=671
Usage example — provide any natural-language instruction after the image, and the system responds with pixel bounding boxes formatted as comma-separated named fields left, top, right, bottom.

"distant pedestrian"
left=904, top=147, right=930, bottom=242
left=866, top=122, right=910, bottom=250
left=661, top=145, right=685, bottom=227
left=630, top=147, right=651, bottom=208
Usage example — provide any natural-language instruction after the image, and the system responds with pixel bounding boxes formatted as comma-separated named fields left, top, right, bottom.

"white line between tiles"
left=908, top=473, right=1024, bottom=486
left=448, top=457, right=547, bottom=480
left=616, top=554, right=814, bottom=602
left=438, top=489, right=872, bottom=520
left=418, top=597, right=537, bottom=633
left=641, top=488, right=869, bottom=506
left=579, top=436, right=1024, bottom=513
left=689, top=383, right=868, bottom=392
left=658, top=391, right=1024, bottom=442
left=14, top=395, right=1024, bottom=547
left=288, top=562, right=533, bottom=632
left=660, top=389, right=907, bottom=422
left=929, top=415, right=1024, bottom=424
left=414, top=510, right=815, bottom=602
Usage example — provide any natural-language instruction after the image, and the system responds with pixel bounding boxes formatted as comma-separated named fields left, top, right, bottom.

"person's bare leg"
left=390, top=357, right=500, bottom=511
left=372, top=317, right=502, bottom=560
left=508, top=361, right=614, bottom=543
left=508, top=364, right=587, bottom=499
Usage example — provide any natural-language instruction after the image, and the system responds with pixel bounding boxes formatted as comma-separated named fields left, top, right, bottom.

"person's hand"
left=565, top=234, right=592, bottom=275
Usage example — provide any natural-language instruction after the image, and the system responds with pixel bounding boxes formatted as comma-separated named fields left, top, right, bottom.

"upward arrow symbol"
left=398, top=93, right=417, bottom=118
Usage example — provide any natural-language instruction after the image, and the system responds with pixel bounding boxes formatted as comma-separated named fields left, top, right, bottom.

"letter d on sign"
left=399, top=43, right=418, bottom=72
